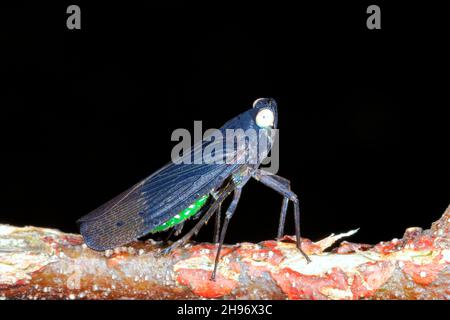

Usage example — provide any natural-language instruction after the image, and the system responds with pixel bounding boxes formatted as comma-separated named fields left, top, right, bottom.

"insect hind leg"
left=213, top=203, right=221, bottom=243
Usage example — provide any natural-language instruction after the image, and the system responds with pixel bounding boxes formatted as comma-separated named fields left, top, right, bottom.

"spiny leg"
left=293, top=198, right=310, bottom=259
left=250, top=170, right=293, bottom=240
left=251, top=169, right=311, bottom=263
left=157, top=184, right=234, bottom=256
left=196, top=201, right=222, bottom=241
left=213, top=203, right=221, bottom=243
left=256, top=171, right=291, bottom=239
left=278, top=197, right=289, bottom=240
left=208, top=190, right=222, bottom=243
left=211, top=188, right=242, bottom=281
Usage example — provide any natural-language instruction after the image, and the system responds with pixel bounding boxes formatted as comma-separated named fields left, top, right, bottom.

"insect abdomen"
left=150, top=194, right=210, bottom=233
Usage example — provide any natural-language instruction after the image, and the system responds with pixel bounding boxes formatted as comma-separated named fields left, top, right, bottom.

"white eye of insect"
left=255, top=109, right=274, bottom=127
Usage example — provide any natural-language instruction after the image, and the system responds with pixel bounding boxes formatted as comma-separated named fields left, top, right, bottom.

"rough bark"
left=0, top=204, right=449, bottom=300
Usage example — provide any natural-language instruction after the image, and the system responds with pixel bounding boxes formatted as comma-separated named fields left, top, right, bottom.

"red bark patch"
left=278, top=236, right=322, bottom=254
left=374, top=240, right=401, bottom=254
left=62, top=235, right=84, bottom=246
left=176, top=268, right=238, bottom=298
left=259, top=240, right=278, bottom=248
left=351, top=261, right=395, bottom=298
left=272, top=267, right=349, bottom=300
left=412, top=235, right=435, bottom=251
left=401, top=257, right=446, bottom=285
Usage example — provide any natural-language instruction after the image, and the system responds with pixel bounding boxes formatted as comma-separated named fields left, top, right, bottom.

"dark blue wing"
left=78, top=140, right=243, bottom=250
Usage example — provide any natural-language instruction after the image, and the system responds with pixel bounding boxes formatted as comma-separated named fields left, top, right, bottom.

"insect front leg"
left=251, top=170, right=291, bottom=240
left=278, top=197, right=289, bottom=240
left=267, top=174, right=291, bottom=240
left=251, top=169, right=311, bottom=263
left=211, top=187, right=242, bottom=281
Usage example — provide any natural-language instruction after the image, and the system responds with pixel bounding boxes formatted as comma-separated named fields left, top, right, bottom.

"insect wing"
left=78, top=137, right=243, bottom=250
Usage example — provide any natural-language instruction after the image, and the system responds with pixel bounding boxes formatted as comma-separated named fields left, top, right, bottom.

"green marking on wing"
left=150, top=194, right=210, bottom=233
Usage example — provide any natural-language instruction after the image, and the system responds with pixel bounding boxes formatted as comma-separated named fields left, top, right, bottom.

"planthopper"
left=77, top=98, right=311, bottom=280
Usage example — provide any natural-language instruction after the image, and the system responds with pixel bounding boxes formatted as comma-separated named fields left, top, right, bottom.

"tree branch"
left=1, top=204, right=449, bottom=299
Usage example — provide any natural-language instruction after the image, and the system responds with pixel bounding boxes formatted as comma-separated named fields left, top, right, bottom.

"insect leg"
left=251, top=170, right=311, bottom=263
left=250, top=170, right=291, bottom=240
left=210, top=190, right=222, bottom=243
left=163, top=222, right=184, bottom=243
left=267, top=175, right=292, bottom=240
left=163, top=227, right=176, bottom=243
left=197, top=191, right=221, bottom=242
left=173, top=222, right=184, bottom=236
left=211, top=188, right=242, bottom=281
left=278, top=197, right=289, bottom=240
left=213, top=203, right=221, bottom=243
left=252, top=170, right=292, bottom=238
left=163, top=221, right=185, bottom=243
left=157, top=184, right=235, bottom=256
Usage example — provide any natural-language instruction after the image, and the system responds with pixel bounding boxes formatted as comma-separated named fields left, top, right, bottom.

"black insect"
left=78, top=98, right=310, bottom=280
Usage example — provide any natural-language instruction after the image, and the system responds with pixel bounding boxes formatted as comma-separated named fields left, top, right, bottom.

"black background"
left=1, top=1, right=448, bottom=247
